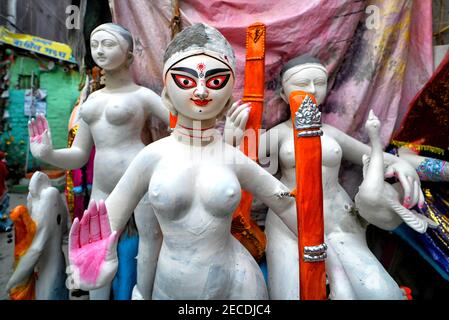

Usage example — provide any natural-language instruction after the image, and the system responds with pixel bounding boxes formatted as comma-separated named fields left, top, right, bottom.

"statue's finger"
left=230, top=103, right=250, bottom=122
left=397, top=172, right=411, bottom=208
left=227, top=99, right=242, bottom=117
left=98, top=200, right=111, bottom=238
left=79, top=206, right=91, bottom=247
left=28, top=120, right=35, bottom=138
left=40, top=114, right=49, bottom=131
left=36, top=115, right=45, bottom=135
left=236, top=107, right=251, bottom=129
left=41, top=130, right=50, bottom=146
left=418, top=188, right=425, bottom=209
left=89, top=203, right=101, bottom=243
left=29, top=118, right=37, bottom=137
left=69, top=218, right=81, bottom=251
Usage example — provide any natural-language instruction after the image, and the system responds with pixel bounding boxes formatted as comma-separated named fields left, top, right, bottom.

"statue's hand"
left=28, top=114, right=53, bottom=160
left=224, top=100, right=251, bottom=147
left=68, top=200, right=118, bottom=291
left=385, top=158, right=425, bottom=209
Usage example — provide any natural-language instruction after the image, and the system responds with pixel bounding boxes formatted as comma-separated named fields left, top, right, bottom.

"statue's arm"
left=398, top=148, right=449, bottom=182
left=323, top=124, right=398, bottom=166
left=40, top=119, right=93, bottom=170
left=143, top=89, right=170, bottom=126
left=324, top=124, right=424, bottom=207
left=106, top=146, right=157, bottom=232
left=234, top=149, right=296, bottom=235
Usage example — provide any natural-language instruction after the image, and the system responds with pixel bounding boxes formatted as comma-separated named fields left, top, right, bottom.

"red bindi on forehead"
left=197, top=63, right=206, bottom=77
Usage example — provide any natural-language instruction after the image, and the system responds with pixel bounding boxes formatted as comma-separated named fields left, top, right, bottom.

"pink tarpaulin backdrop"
left=111, top=0, right=433, bottom=145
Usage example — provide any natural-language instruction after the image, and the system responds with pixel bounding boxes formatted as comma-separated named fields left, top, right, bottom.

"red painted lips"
left=191, top=98, right=212, bottom=107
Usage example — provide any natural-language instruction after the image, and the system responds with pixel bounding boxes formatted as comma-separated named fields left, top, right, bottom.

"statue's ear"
left=126, top=52, right=134, bottom=67
left=161, top=87, right=178, bottom=115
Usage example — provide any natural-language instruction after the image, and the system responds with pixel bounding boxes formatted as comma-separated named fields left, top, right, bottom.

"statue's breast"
left=79, top=97, right=102, bottom=125
left=105, top=99, right=135, bottom=126
left=196, top=165, right=241, bottom=218
left=148, top=163, right=193, bottom=220
left=149, top=161, right=240, bottom=221
left=279, top=137, right=296, bottom=170
left=321, top=133, right=342, bottom=168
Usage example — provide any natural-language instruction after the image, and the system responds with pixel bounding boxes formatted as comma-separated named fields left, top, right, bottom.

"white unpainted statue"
left=259, top=55, right=425, bottom=300
left=28, top=23, right=170, bottom=300
left=6, top=171, right=69, bottom=300
left=355, top=110, right=437, bottom=233
left=67, top=23, right=296, bottom=300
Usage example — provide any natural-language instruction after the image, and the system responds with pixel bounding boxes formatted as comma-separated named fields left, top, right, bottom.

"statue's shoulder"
left=267, top=120, right=290, bottom=140
left=135, top=136, right=170, bottom=164
left=135, top=85, right=159, bottom=97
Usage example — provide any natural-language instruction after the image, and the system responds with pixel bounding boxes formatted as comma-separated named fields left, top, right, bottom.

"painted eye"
left=172, top=74, right=197, bottom=89
left=206, top=75, right=230, bottom=89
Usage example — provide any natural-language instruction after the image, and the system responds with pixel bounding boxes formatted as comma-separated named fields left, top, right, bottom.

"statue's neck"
left=104, top=66, right=135, bottom=90
left=173, top=114, right=218, bottom=146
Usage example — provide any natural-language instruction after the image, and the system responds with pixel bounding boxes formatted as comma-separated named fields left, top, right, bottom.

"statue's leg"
left=228, top=237, right=268, bottom=300
left=265, top=210, right=299, bottom=299
left=326, top=232, right=403, bottom=300
left=325, top=240, right=356, bottom=300
left=133, top=193, right=162, bottom=300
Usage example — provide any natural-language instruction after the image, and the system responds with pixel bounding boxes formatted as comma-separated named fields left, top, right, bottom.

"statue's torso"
left=275, top=121, right=361, bottom=235
left=146, top=136, right=261, bottom=299
left=80, top=87, right=149, bottom=195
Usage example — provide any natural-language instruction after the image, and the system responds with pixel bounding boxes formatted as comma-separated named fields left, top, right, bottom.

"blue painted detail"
left=259, top=257, right=269, bottom=285
left=394, top=223, right=449, bottom=282
left=112, top=233, right=139, bottom=300
left=72, top=186, right=83, bottom=195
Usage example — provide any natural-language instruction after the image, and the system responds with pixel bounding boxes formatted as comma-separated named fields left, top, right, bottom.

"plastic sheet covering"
left=111, top=0, right=433, bottom=145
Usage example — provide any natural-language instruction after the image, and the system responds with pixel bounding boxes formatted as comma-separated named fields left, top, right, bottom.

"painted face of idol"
left=281, top=65, right=328, bottom=106
left=165, top=54, right=234, bottom=120
left=90, top=30, right=129, bottom=71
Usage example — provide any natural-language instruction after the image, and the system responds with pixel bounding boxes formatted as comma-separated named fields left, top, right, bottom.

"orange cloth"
left=9, top=205, right=37, bottom=300
left=289, top=91, right=326, bottom=300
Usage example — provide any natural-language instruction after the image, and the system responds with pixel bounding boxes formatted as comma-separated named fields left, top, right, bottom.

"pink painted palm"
left=28, top=114, right=53, bottom=159
left=68, top=200, right=118, bottom=291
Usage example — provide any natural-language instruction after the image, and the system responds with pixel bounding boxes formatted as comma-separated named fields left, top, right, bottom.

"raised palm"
left=67, top=200, right=118, bottom=291
left=224, top=100, right=251, bottom=147
left=28, top=114, right=53, bottom=159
